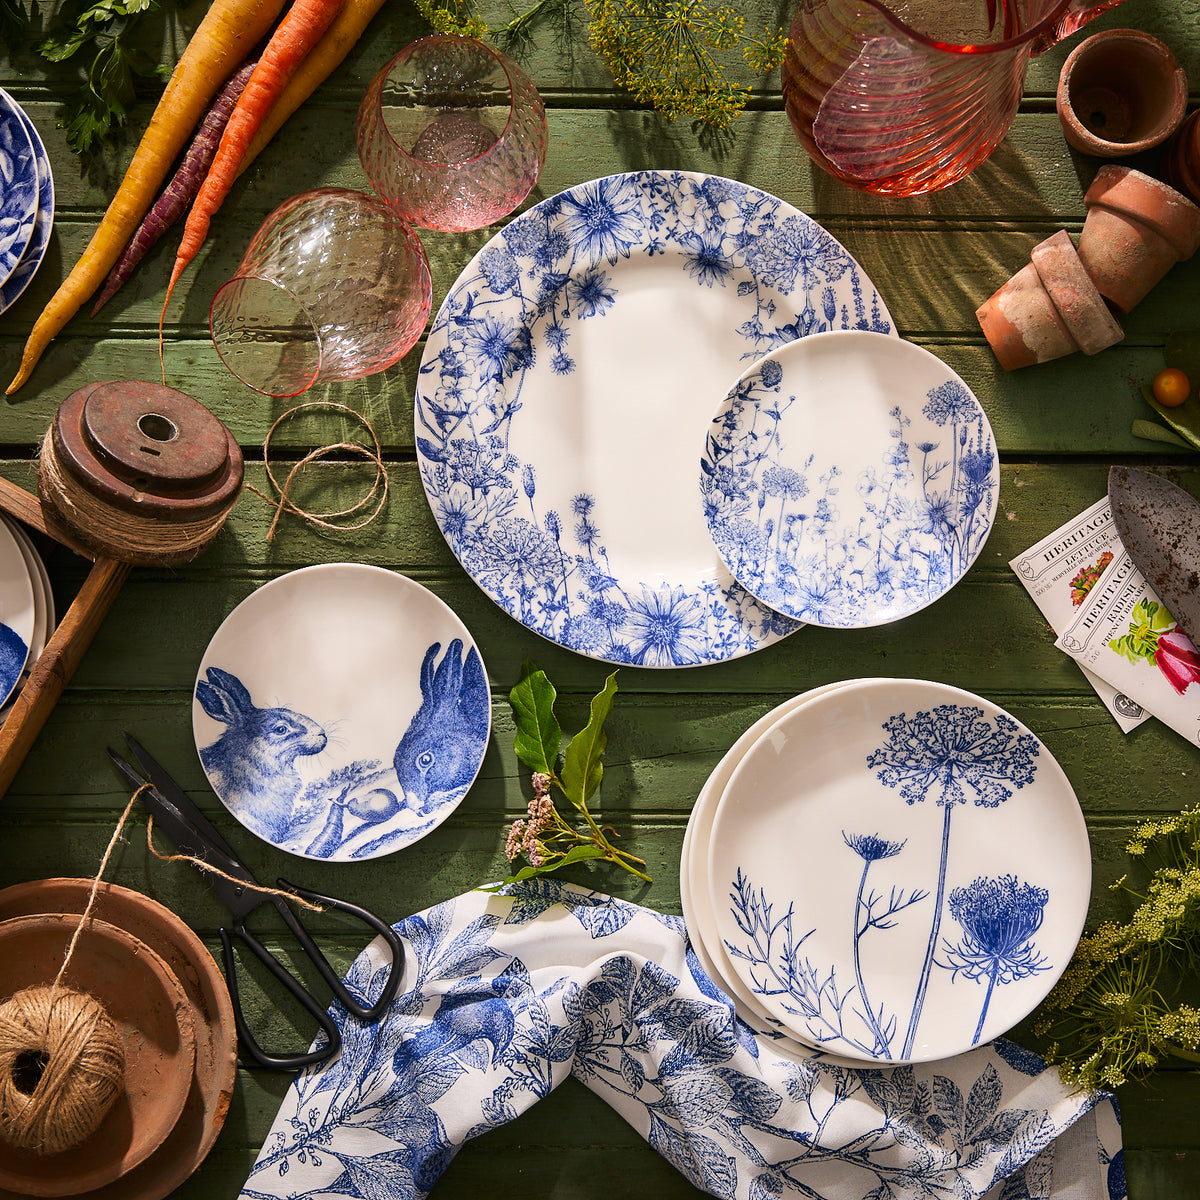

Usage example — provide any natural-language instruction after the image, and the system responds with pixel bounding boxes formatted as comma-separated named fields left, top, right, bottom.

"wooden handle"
left=0, top=555, right=130, bottom=799
left=0, top=473, right=98, bottom=560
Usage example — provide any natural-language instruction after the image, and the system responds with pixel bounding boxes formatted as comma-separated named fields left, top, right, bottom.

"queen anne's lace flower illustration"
left=942, top=874, right=1050, bottom=1043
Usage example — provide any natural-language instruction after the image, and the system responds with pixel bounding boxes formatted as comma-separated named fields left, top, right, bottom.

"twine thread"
left=0, top=789, right=140, bottom=1156
left=0, top=783, right=323, bottom=1157
left=244, top=402, right=388, bottom=540
left=37, top=432, right=240, bottom=566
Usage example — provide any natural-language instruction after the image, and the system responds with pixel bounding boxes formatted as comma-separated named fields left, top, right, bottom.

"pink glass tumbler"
left=209, top=188, right=432, bottom=398
left=356, top=34, right=548, bottom=233
left=782, top=0, right=1125, bottom=197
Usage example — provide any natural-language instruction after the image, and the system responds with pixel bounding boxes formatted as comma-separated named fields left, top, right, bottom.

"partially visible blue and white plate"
left=416, top=170, right=896, bottom=667
left=706, top=677, right=1091, bottom=1064
left=701, top=330, right=999, bottom=627
left=192, top=564, right=491, bottom=861
left=0, top=516, right=35, bottom=709
left=0, top=89, right=37, bottom=291
left=0, top=93, right=53, bottom=315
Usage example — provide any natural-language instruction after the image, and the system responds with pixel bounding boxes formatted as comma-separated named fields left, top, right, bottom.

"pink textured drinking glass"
left=210, top=188, right=432, bottom=398
left=356, top=34, right=548, bottom=232
left=782, top=0, right=1125, bottom=196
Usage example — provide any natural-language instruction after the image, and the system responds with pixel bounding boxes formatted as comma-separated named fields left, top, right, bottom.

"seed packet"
left=1009, top=496, right=1148, bottom=732
left=1056, top=548, right=1200, bottom=748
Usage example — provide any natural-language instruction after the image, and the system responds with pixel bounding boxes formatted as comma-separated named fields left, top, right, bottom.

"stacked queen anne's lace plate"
left=0, top=514, right=53, bottom=715
left=684, top=678, right=1092, bottom=1065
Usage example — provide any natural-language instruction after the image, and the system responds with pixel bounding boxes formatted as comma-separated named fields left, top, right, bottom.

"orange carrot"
left=160, top=0, right=346, bottom=324
left=236, top=0, right=388, bottom=181
left=6, top=0, right=288, bottom=395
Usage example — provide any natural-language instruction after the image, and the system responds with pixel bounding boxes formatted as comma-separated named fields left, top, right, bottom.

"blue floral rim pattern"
left=0, top=89, right=38, bottom=289
left=415, top=170, right=895, bottom=667
left=0, top=94, right=53, bottom=314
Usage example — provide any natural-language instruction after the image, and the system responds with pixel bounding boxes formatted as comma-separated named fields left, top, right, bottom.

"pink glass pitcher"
left=782, top=0, right=1125, bottom=196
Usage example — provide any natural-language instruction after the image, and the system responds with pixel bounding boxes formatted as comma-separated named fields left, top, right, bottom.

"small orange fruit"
left=1152, top=366, right=1191, bottom=408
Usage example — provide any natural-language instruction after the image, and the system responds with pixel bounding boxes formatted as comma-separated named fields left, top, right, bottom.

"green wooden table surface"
left=2, top=0, right=1199, bottom=1194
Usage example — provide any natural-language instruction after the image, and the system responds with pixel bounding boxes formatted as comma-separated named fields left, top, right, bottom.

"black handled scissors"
left=108, top=733, right=404, bottom=1070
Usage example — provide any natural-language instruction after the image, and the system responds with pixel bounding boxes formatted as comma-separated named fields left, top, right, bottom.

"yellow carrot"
left=6, top=0, right=287, bottom=395
left=237, top=0, right=389, bottom=179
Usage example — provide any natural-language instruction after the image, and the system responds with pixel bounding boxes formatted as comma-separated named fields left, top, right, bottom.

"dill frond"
left=417, top=0, right=786, bottom=128
left=1032, top=804, right=1200, bottom=1091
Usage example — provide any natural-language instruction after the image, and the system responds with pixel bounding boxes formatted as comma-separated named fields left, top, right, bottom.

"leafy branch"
left=495, top=660, right=651, bottom=887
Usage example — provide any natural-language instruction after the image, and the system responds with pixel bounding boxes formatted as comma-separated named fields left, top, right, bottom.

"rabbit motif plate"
left=415, top=170, right=895, bottom=667
left=706, top=678, right=1091, bottom=1064
left=192, top=564, right=491, bottom=861
left=701, top=331, right=999, bottom=628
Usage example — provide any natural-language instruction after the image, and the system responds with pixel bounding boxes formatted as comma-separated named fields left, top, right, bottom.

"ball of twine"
left=0, top=985, right=125, bottom=1157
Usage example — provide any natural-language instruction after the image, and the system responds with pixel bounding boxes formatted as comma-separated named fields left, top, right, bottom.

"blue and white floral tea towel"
left=239, top=880, right=1125, bottom=1200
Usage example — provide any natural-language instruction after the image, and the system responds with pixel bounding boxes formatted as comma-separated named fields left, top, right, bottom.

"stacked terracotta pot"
left=977, top=28, right=1200, bottom=371
left=977, top=167, right=1200, bottom=370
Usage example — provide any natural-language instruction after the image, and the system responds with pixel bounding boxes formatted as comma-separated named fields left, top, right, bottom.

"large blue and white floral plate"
left=706, top=678, right=1091, bottom=1064
left=0, top=94, right=53, bottom=315
left=415, top=170, right=895, bottom=667
left=192, top=564, right=490, bottom=862
left=0, top=89, right=38, bottom=290
left=702, top=331, right=999, bottom=627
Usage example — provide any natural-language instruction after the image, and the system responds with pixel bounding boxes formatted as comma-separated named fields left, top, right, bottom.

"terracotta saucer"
left=0, top=880, right=238, bottom=1200
left=0, top=914, right=196, bottom=1197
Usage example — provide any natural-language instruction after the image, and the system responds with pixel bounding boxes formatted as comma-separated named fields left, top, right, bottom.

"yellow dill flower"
left=1033, top=805, right=1200, bottom=1090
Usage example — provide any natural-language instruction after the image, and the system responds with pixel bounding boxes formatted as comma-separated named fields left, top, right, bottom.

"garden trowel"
left=1108, top=465, right=1200, bottom=644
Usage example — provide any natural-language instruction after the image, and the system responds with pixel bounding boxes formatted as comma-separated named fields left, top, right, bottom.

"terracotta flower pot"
left=976, top=229, right=1124, bottom=370
left=1163, top=110, right=1200, bottom=207
left=1077, top=165, right=1200, bottom=313
left=1056, top=29, right=1187, bottom=158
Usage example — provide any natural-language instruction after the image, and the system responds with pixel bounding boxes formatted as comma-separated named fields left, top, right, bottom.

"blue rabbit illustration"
left=393, top=639, right=488, bottom=816
left=195, top=666, right=328, bottom=842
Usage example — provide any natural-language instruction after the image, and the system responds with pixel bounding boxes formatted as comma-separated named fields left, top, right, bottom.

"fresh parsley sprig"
left=37, top=0, right=174, bottom=156
left=497, top=661, right=651, bottom=887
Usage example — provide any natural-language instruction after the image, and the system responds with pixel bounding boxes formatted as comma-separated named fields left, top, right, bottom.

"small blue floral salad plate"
left=706, top=678, right=1091, bottom=1064
left=0, top=516, right=35, bottom=709
left=0, top=92, right=53, bottom=316
left=701, top=330, right=999, bottom=627
left=415, top=170, right=895, bottom=667
left=192, top=564, right=490, bottom=862
left=0, top=88, right=38, bottom=290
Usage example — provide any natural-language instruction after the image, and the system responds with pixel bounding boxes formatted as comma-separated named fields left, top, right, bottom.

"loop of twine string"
left=49, top=784, right=323, bottom=1013
left=243, top=402, right=389, bottom=540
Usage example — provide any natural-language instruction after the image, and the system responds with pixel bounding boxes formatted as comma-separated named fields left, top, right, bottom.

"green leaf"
left=508, top=666, right=562, bottom=776
left=561, top=670, right=618, bottom=810
left=1141, top=384, right=1200, bottom=454
left=492, top=843, right=607, bottom=888
left=1131, top=419, right=1192, bottom=449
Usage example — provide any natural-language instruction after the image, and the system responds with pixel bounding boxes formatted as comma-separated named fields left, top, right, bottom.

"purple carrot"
left=91, top=58, right=258, bottom=315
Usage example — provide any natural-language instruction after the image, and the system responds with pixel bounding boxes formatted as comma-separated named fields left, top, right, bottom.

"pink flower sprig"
left=497, top=663, right=651, bottom=887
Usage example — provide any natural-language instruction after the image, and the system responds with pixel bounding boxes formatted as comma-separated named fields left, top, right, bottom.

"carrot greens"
left=34, top=0, right=181, bottom=156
